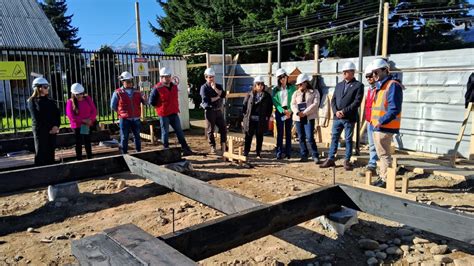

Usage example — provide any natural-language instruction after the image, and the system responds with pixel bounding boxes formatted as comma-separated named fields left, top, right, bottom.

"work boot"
left=220, top=143, right=226, bottom=155
left=344, top=160, right=353, bottom=171
left=319, top=159, right=335, bottom=168
left=182, top=148, right=195, bottom=156
left=210, top=146, right=217, bottom=155
left=373, top=177, right=386, bottom=188
left=299, top=157, right=308, bottom=162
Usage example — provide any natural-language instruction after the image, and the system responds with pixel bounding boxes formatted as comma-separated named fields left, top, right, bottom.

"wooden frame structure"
left=71, top=155, right=474, bottom=264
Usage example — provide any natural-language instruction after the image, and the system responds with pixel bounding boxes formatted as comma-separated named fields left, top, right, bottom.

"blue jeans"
left=295, top=119, right=319, bottom=159
left=119, top=118, right=141, bottom=154
left=367, top=123, right=379, bottom=167
left=275, top=111, right=292, bottom=157
left=160, top=113, right=190, bottom=150
left=328, top=119, right=355, bottom=161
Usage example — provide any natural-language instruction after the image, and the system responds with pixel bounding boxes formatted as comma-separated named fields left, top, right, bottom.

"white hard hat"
left=253, top=75, right=265, bottom=84
left=32, top=77, right=49, bottom=87
left=371, top=58, right=390, bottom=70
left=275, top=68, right=287, bottom=78
left=204, top=68, right=215, bottom=76
left=71, top=83, right=85, bottom=94
left=341, top=62, right=356, bottom=72
left=159, top=67, right=172, bottom=76
left=364, top=63, right=374, bottom=75
left=295, top=73, right=312, bottom=85
left=119, top=71, right=133, bottom=81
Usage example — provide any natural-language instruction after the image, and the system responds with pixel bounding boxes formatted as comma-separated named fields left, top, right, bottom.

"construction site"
left=1, top=0, right=474, bottom=265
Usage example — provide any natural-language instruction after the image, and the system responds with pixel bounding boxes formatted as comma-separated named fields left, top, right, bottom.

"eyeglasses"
left=206, top=75, right=215, bottom=78
left=278, top=75, right=287, bottom=80
left=255, top=82, right=264, bottom=86
left=75, top=93, right=84, bottom=96
left=365, top=74, right=373, bottom=79
left=41, top=85, right=49, bottom=89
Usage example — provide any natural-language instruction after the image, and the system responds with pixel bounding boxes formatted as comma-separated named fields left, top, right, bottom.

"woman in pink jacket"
left=66, top=83, right=97, bottom=160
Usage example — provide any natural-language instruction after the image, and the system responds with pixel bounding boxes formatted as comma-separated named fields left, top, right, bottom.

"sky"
left=65, top=0, right=164, bottom=50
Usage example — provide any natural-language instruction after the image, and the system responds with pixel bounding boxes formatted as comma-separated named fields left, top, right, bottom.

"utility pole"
left=277, top=30, right=281, bottom=68
left=375, top=0, right=383, bottom=56
left=135, top=1, right=145, bottom=120
left=222, top=39, right=226, bottom=92
left=382, top=2, right=389, bottom=58
left=335, top=2, right=339, bottom=19
left=355, top=20, right=364, bottom=156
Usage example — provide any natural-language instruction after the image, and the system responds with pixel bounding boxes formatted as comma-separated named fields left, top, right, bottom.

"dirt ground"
left=1, top=127, right=473, bottom=265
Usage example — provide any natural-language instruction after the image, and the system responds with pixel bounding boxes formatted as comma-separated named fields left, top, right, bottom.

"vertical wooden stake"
left=386, top=167, right=396, bottom=192
left=392, top=156, right=398, bottom=169
left=316, top=126, right=323, bottom=143
left=469, top=104, right=474, bottom=160
left=365, top=171, right=373, bottom=186
left=227, top=137, right=233, bottom=163
left=401, top=176, right=409, bottom=194
left=149, top=125, right=155, bottom=144
left=238, top=147, right=243, bottom=166
left=451, top=103, right=473, bottom=167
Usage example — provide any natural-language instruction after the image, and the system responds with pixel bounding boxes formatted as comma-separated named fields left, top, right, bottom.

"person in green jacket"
left=272, top=68, right=296, bottom=159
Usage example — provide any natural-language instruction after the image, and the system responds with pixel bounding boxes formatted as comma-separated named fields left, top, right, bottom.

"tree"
left=165, top=26, right=223, bottom=104
left=40, top=0, right=81, bottom=49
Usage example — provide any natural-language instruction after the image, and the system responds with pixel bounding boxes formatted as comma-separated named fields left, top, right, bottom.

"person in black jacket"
left=465, top=73, right=474, bottom=108
left=242, top=76, right=273, bottom=159
left=200, top=67, right=227, bottom=155
left=320, top=62, right=364, bottom=170
left=27, top=77, right=61, bottom=166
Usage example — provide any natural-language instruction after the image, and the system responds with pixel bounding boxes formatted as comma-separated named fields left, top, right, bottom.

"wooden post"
left=149, top=125, right=155, bottom=144
left=386, top=167, right=396, bottom=192
left=365, top=171, right=373, bottom=186
left=382, top=2, right=389, bottom=58
left=314, top=44, right=320, bottom=75
left=469, top=104, right=474, bottom=160
left=227, top=137, right=233, bottom=163
left=401, top=176, right=409, bottom=194
left=238, top=147, right=243, bottom=166
left=450, top=102, right=473, bottom=166
left=267, top=50, right=272, bottom=87
left=392, top=156, right=398, bottom=169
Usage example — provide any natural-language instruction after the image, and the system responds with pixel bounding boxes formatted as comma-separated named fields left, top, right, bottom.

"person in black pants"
left=242, top=76, right=273, bottom=159
left=200, top=67, right=227, bottom=155
left=27, top=77, right=61, bottom=166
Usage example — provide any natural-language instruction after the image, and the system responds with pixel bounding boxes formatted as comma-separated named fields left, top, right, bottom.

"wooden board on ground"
left=0, top=130, right=111, bottom=153
left=339, top=185, right=474, bottom=244
left=161, top=185, right=341, bottom=261
left=124, top=155, right=261, bottom=214
left=0, top=148, right=181, bottom=194
left=351, top=182, right=417, bottom=201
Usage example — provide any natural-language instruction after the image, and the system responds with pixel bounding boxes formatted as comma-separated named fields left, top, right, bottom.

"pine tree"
left=40, top=0, right=81, bottom=49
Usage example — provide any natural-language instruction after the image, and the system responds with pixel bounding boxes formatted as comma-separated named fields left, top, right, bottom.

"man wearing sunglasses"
left=363, top=64, right=379, bottom=174
left=370, top=58, right=403, bottom=187
left=320, top=62, right=364, bottom=171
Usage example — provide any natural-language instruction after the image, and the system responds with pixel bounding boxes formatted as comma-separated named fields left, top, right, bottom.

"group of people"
left=200, top=58, right=403, bottom=188
left=27, top=58, right=403, bottom=188
left=27, top=66, right=194, bottom=166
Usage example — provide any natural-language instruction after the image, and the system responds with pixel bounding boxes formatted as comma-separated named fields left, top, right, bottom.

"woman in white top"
left=291, top=73, right=320, bottom=163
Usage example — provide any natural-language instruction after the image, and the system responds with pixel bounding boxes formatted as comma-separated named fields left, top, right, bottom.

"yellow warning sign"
left=0, top=61, right=27, bottom=80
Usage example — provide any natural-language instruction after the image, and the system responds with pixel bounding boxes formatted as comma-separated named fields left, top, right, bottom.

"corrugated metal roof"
left=0, top=0, right=64, bottom=49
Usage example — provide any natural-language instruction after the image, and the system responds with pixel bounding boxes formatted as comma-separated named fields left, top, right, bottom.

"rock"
left=117, top=181, right=126, bottom=189
left=358, top=239, right=380, bottom=250
left=379, top=244, right=388, bottom=250
left=420, top=261, right=441, bottom=266
left=453, top=256, right=474, bottom=266
left=367, top=257, right=378, bottom=265
left=180, top=202, right=192, bottom=209
left=433, top=255, right=452, bottom=263
left=400, top=245, right=410, bottom=252
left=406, top=255, right=424, bottom=264
left=55, top=234, right=68, bottom=240
left=97, top=185, right=106, bottom=190
left=393, top=238, right=401, bottom=245
left=386, top=247, right=403, bottom=255
left=108, top=177, right=116, bottom=181
left=47, top=181, right=80, bottom=201
left=365, top=251, right=376, bottom=257
left=159, top=217, right=170, bottom=226
left=376, top=252, right=387, bottom=260
left=413, top=237, right=430, bottom=244
left=396, top=228, right=413, bottom=237
left=40, top=238, right=53, bottom=243
left=401, top=235, right=415, bottom=243
left=26, top=227, right=35, bottom=233
left=292, top=186, right=301, bottom=191
left=429, top=245, right=448, bottom=255
left=14, top=255, right=23, bottom=261
left=254, top=256, right=266, bottom=263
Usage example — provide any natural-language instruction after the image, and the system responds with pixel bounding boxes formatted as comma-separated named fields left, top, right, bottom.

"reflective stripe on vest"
left=370, top=80, right=402, bottom=130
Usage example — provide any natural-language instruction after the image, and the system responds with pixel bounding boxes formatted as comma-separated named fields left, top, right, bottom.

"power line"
left=110, top=22, right=136, bottom=46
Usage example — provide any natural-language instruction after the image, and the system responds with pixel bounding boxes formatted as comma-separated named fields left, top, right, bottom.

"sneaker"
left=373, top=177, right=386, bottom=188
left=276, top=154, right=283, bottom=160
left=256, top=155, right=262, bottom=159
left=313, top=157, right=321, bottom=164
left=299, top=157, right=308, bottom=162
left=210, top=146, right=217, bottom=155
left=182, top=149, right=195, bottom=156
left=366, top=164, right=377, bottom=171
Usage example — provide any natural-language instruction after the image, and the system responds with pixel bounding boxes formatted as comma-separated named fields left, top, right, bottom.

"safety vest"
left=116, top=88, right=142, bottom=119
left=154, top=82, right=180, bottom=117
left=371, top=80, right=402, bottom=130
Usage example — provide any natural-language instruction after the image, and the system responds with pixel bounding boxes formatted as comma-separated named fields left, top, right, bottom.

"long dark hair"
left=70, top=94, right=88, bottom=115
left=277, top=74, right=288, bottom=87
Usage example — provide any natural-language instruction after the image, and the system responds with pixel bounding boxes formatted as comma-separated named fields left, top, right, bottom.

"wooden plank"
left=161, top=185, right=342, bottom=261
left=0, top=148, right=181, bottom=194
left=123, top=155, right=261, bottom=214
left=223, top=152, right=247, bottom=162
left=401, top=176, right=409, bottom=194
left=103, top=224, right=196, bottom=265
left=450, top=102, right=472, bottom=166
left=386, top=167, right=396, bottom=192
left=365, top=171, right=372, bottom=185
left=339, top=185, right=474, bottom=244
left=0, top=130, right=111, bottom=153
left=351, top=182, right=417, bottom=201
left=71, top=234, right=142, bottom=266
left=225, top=92, right=247, bottom=99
